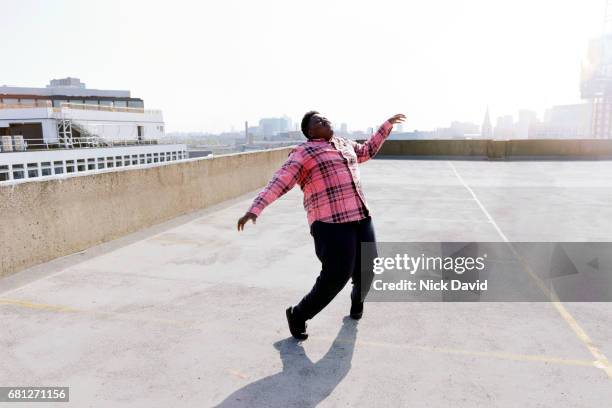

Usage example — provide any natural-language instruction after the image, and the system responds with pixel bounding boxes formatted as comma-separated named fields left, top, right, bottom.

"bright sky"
left=2, top=0, right=605, bottom=133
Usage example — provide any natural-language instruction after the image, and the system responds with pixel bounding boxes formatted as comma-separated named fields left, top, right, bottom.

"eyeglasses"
left=312, top=116, right=330, bottom=126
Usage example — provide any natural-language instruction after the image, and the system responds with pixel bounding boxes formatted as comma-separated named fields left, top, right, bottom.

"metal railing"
left=0, top=101, right=160, bottom=114
left=0, top=150, right=189, bottom=185
left=0, top=100, right=53, bottom=109
left=1, top=135, right=162, bottom=152
left=55, top=102, right=161, bottom=115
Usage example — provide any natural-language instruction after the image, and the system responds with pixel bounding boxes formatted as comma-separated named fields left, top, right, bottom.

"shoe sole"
left=286, top=307, right=308, bottom=340
left=350, top=302, right=363, bottom=320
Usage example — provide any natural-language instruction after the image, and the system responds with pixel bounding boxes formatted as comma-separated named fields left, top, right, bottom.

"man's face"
left=308, top=114, right=333, bottom=140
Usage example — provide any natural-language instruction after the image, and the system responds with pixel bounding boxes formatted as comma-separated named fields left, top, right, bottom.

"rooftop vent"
left=47, top=77, right=86, bottom=89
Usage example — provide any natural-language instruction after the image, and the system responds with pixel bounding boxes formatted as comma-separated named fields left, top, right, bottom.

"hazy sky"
left=2, top=0, right=605, bottom=133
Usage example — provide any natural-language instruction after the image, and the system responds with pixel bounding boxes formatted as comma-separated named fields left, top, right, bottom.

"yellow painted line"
left=302, top=335, right=597, bottom=368
left=0, top=298, right=193, bottom=327
left=552, top=301, right=612, bottom=374
left=509, top=252, right=612, bottom=378
left=0, top=298, right=80, bottom=313
left=448, top=162, right=612, bottom=379
left=1, top=297, right=599, bottom=370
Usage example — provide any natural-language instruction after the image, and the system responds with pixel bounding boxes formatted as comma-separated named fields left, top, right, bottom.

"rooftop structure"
left=1, top=77, right=133, bottom=100
left=1, top=157, right=611, bottom=406
left=0, top=78, right=186, bottom=183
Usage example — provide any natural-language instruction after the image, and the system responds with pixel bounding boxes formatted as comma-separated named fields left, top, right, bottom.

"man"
left=237, top=111, right=406, bottom=340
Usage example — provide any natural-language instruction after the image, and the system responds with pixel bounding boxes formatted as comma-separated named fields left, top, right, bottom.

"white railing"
left=0, top=100, right=52, bottom=109
left=56, top=102, right=161, bottom=115
left=0, top=147, right=188, bottom=184
left=0, top=135, right=164, bottom=152
left=0, top=101, right=160, bottom=114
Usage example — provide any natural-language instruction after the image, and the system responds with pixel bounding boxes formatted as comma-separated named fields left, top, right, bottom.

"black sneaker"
left=286, top=306, right=308, bottom=340
left=350, top=301, right=363, bottom=320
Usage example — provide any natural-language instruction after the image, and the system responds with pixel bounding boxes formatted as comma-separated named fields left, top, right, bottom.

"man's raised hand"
left=237, top=212, right=257, bottom=231
left=387, top=113, right=406, bottom=125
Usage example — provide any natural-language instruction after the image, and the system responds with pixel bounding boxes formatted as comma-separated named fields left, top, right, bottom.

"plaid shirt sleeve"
left=348, top=120, right=394, bottom=163
left=247, top=149, right=304, bottom=217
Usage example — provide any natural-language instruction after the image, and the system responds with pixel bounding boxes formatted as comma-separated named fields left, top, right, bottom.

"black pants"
left=293, top=215, right=378, bottom=321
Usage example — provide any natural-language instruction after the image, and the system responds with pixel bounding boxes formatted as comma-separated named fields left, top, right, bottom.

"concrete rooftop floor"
left=1, top=158, right=612, bottom=407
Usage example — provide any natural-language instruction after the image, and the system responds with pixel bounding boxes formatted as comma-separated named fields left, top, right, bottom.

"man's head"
left=301, top=111, right=333, bottom=141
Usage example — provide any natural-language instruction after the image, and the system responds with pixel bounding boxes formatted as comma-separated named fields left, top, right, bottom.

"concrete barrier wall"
left=0, top=147, right=293, bottom=277
left=375, top=139, right=612, bottom=159
left=3, top=138, right=611, bottom=277
left=376, top=139, right=488, bottom=157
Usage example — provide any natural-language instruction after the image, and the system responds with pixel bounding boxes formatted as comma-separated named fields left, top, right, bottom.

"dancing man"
left=237, top=111, right=406, bottom=339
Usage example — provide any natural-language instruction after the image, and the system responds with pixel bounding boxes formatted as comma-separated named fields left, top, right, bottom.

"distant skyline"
left=2, top=0, right=605, bottom=133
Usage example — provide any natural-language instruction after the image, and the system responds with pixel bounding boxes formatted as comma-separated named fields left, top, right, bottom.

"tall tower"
left=244, top=121, right=253, bottom=145
left=481, top=107, right=493, bottom=138
left=581, top=0, right=612, bottom=138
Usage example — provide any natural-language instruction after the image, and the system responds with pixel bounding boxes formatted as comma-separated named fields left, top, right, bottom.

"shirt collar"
left=309, top=135, right=335, bottom=144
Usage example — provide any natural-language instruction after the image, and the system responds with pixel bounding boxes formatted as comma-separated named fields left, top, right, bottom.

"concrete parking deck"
left=1, top=158, right=612, bottom=407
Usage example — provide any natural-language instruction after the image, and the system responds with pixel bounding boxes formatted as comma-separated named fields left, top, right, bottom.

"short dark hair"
left=301, top=110, right=319, bottom=138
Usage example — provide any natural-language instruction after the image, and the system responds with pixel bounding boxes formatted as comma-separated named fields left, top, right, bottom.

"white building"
left=529, top=104, right=592, bottom=139
left=258, top=116, right=292, bottom=137
left=515, top=110, right=538, bottom=139
left=0, top=78, right=186, bottom=183
left=494, top=115, right=515, bottom=139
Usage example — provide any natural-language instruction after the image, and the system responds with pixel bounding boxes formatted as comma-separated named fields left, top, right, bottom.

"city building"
left=494, top=115, right=514, bottom=139
left=0, top=78, right=186, bottom=183
left=433, top=121, right=480, bottom=139
left=529, top=104, right=592, bottom=139
left=580, top=3, right=612, bottom=138
left=258, top=115, right=292, bottom=137
left=515, top=110, right=538, bottom=139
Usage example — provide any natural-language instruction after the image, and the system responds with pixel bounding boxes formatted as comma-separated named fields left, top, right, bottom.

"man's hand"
left=237, top=212, right=257, bottom=231
left=387, top=113, right=406, bottom=125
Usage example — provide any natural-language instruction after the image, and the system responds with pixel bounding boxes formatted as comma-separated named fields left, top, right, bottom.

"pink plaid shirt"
left=247, top=120, right=394, bottom=227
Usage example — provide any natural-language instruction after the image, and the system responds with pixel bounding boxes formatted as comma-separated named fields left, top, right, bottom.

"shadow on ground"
left=214, top=316, right=358, bottom=407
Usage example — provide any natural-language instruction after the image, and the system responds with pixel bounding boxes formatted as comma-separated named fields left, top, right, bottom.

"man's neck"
left=310, top=135, right=333, bottom=143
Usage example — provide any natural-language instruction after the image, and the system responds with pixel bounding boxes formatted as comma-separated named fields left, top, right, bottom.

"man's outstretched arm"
left=348, top=114, right=406, bottom=164
left=237, top=149, right=304, bottom=231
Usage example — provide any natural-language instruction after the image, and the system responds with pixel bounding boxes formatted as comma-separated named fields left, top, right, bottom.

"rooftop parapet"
left=0, top=101, right=160, bottom=115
